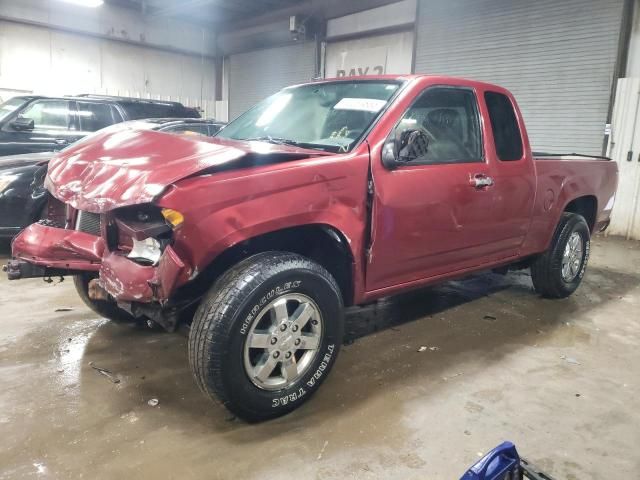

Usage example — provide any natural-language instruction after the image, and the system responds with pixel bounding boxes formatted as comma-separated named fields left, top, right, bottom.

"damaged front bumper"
left=9, top=223, right=104, bottom=274
left=98, top=246, right=187, bottom=303
left=7, top=222, right=190, bottom=305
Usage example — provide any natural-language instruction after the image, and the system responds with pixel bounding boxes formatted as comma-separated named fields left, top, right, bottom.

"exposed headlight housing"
left=127, top=237, right=162, bottom=266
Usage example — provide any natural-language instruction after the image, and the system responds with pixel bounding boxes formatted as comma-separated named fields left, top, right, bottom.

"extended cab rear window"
left=485, top=92, right=523, bottom=161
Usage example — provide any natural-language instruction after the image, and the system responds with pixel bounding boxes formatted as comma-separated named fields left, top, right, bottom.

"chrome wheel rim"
left=562, top=232, right=584, bottom=282
left=243, top=294, right=323, bottom=391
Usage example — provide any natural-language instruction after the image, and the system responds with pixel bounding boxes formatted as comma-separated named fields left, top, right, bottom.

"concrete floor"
left=0, top=236, right=639, bottom=479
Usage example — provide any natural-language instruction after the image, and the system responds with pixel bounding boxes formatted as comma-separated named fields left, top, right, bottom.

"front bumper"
left=11, top=223, right=103, bottom=271
left=99, top=246, right=187, bottom=303
left=8, top=223, right=189, bottom=303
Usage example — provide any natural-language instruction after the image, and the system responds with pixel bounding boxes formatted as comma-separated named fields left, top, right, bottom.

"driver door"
left=366, top=85, right=509, bottom=292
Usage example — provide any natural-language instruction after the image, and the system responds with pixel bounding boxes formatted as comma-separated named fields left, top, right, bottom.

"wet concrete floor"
left=0, top=236, right=639, bottom=479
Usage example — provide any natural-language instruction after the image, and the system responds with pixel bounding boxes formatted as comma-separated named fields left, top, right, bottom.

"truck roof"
left=311, top=74, right=509, bottom=93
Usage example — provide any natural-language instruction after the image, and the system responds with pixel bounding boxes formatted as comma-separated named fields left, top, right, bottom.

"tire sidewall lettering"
left=272, top=343, right=336, bottom=408
left=577, top=234, right=590, bottom=280
left=239, top=280, right=302, bottom=335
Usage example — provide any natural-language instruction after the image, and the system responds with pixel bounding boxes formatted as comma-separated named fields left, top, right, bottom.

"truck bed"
left=520, top=153, right=618, bottom=255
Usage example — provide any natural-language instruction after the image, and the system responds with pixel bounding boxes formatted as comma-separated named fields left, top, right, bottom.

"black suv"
left=0, top=94, right=200, bottom=156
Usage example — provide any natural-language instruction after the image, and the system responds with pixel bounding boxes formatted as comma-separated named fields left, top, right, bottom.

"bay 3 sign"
left=327, top=45, right=389, bottom=78
left=336, top=65, right=385, bottom=77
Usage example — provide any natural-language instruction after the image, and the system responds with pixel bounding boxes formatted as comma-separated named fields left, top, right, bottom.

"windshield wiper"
left=244, top=135, right=301, bottom=147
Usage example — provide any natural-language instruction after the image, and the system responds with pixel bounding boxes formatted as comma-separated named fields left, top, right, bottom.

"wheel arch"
left=562, top=195, right=598, bottom=233
left=182, top=223, right=356, bottom=306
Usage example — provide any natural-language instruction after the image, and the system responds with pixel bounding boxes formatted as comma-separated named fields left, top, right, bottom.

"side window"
left=77, top=102, right=115, bottom=132
left=394, top=87, right=482, bottom=164
left=110, top=106, right=124, bottom=123
left=484, top=92, right=523, bottom=161
left=123, top=102, right=172, bottom=120
left=20, top=100, right=74, bottom=131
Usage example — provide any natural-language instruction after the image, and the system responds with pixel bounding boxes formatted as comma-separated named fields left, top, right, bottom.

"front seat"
left=424, top=108, right=467, bottom=161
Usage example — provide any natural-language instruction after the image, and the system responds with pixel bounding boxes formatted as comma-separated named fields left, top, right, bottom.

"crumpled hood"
left=0, top=151, right=54, bottom=171
left=45, top=123, right=325, bottom=213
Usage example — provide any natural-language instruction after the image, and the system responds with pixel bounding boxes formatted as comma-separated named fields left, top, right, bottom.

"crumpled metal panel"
left=11, top=223, right=104, bottom=271
left=98, top=245, right=188, bottom=303
left=99, top=252, right=155, bottom=303
left=45, top=124, right=324, bottom=213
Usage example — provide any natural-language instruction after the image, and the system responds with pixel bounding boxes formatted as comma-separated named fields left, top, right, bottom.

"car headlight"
left=0, top=175, right=17, bottom=194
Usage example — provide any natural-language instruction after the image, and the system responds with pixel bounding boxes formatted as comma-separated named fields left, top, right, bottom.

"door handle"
left=469, top=174, right=494, bottom=188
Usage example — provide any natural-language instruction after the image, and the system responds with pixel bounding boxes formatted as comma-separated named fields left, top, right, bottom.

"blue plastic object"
left=460, top=441, right=521, bottom=480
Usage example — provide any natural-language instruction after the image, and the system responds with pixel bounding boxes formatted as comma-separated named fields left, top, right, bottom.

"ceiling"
left=109, top=0, right=304, bottom=27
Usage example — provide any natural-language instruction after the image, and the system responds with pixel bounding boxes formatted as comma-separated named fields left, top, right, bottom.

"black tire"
left=530, top=212, right=591, bottom=298
left=188, top=252, right=344, bottom=422
left=73, top=273, right=136, bottom=323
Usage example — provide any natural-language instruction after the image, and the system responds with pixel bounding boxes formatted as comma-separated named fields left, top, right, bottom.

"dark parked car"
left=0, top=94, right=201, bottom=156
left=0, top=118, right=224, bottom=239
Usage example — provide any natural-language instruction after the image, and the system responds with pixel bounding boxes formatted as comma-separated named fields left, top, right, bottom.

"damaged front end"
left=6, top=126, right=327, bottom=330
left=7, top=204, right=194, bottom=331
left=97, top=205, right=191, bottom=303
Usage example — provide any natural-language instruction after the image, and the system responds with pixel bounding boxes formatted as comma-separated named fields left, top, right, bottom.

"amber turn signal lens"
left=161, top=208, right=184, bottom=228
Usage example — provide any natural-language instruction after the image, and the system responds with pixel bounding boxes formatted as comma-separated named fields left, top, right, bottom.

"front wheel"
left=530, top=212, right=591, bottom=298
left=188, top=252, right=344, bottom=422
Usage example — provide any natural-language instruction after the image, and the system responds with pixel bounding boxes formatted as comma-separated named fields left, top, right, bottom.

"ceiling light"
left=59, top=0, right=104, bottom=7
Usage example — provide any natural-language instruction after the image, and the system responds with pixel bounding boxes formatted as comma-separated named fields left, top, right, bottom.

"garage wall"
left=228, top=42, right=316, bottom=119
left=0, top=21, right=218, bottom=117
left=324, top=0, right=415, bottom=78
left=325, top=31, right=414, bottom=78
left=0, top=0, right=215, bottom=56
left=414, top=0, right=625, bottom=155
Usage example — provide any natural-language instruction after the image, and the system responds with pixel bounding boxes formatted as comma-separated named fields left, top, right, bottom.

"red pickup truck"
left=6, top=75, right=617, bottom=421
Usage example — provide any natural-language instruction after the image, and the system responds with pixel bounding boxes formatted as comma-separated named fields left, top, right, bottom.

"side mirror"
left=381, top=128, right=431, bottom=170
left=11, top=117, right=35, bottom=131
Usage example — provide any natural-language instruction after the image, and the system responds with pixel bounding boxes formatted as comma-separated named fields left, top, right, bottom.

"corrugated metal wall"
left=228, top=43, right=317, bottom=120
left=414, top=0, right=625, bottom=155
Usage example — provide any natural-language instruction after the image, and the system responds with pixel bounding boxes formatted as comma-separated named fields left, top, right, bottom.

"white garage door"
left=325, top=31, right=414, bottom=78
left=414, top=0, right=625, bottom=155
left=228, top=43, right=316, bottom=120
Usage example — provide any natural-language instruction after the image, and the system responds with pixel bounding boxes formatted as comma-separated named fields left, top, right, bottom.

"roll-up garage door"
left=414, top=0, right=625, bottom=155
left=228, top=43, right=316, bottom=120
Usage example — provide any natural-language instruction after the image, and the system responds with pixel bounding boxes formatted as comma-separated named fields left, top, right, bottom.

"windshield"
left=217, top=81, right=402, bottom=152
left=0, top=97, right=27, bottom=122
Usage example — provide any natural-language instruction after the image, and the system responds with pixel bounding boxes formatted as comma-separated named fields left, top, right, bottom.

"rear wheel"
left=188, top=252, right=343, bottom=422
left=73, top=273, right=136, bottom=323
left=530, top=212, right=590, bottom=298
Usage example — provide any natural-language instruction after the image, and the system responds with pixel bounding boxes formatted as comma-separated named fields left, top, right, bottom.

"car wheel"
left=530, top=212, right=591, bottom=298
left=188, top=251, right=344, bottom=422
left=73, top=273, right=137, bottom=323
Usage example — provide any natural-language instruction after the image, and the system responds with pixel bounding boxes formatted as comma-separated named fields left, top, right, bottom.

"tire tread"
left=188, top=251, right=342, bottom=421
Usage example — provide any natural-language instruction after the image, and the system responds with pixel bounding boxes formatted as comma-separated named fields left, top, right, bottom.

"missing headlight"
left=127, top=237, right=162, bottom=266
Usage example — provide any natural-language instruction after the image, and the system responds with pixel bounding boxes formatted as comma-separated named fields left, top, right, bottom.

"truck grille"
left=76, top=211, right=101, bottom=236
